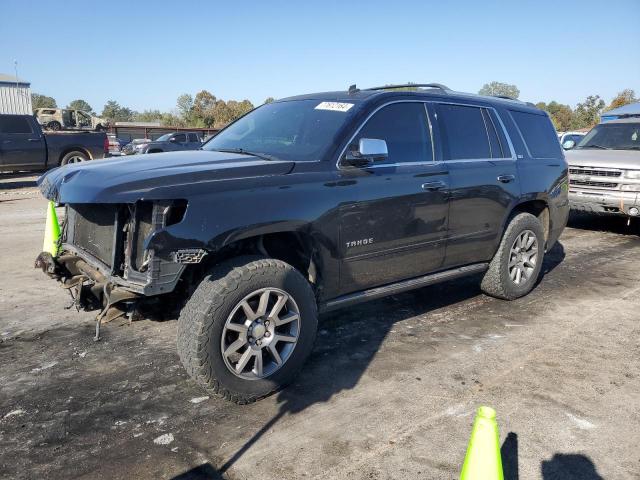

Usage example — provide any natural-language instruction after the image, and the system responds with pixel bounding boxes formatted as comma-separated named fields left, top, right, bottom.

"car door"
left=170, top=133, right=187, bottom=150
left=338, top=101, right=450, bottom=294
left=187, top=133, right=201, bottom=150
left=0, top=116, right=45, bottom=169
left=431, top=102, right=519, bottom=268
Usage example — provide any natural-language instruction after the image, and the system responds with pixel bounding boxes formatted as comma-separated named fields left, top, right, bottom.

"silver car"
left=564, top=118, right=640, bottom=218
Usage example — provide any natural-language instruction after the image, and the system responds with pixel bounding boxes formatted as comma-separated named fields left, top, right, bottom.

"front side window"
left=577, top=123, right=640, bottom=151
left=351, top=102, right=432, bottom=164
left=510, top=110, right=562, bottom=159
left=435, top=104, right=491, bottom=160
left=204, top=99, right=357, bottom=161
left=173, top=134, right=186, bottom=142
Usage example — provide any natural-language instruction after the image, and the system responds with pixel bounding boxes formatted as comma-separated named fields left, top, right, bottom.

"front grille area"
left=569, top=180, right=619, bottom=189
left=70, top=204, right=118, bottom=267
left=569, top=168, right=622, bottom=178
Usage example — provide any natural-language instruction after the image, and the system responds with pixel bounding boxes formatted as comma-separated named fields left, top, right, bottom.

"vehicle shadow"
left=567, top=211, right=640, bottom=236
left=541, top=453, right=604, bottom=480
left=218, top=243, right=567, bottom=474
left=170, top=463, right=223, bottom=480
left=0, top=179, right=38, bottom=190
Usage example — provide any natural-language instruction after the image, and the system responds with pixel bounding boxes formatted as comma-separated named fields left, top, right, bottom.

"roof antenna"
left=348, top=84, right=359, bottom=95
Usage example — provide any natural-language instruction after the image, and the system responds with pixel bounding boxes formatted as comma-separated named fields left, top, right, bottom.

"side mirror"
left=344, top=138, right=388, bottom=166
left=169, top=137, right=177, bottom=143
left=562, top=140, right=576, bottom=150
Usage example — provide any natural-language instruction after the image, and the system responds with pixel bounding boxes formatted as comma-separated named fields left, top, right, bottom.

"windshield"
left=577, top=122, right=640, bottom=150
left=203, top=99, right=357, bottom=161
left=156, top=133, right=173, bottom=141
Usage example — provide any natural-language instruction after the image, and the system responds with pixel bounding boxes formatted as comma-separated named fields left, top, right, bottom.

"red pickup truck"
left=0, top=114, right=108, bottom=172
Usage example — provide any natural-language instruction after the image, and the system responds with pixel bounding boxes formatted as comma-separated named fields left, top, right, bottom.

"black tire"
left=480, top=212, right=545, bottom=300
left=177, top=256, right=318, bottom=404
left=48, top=121, right=61, bottom=131
left=60, top=150, right=88, bottom=166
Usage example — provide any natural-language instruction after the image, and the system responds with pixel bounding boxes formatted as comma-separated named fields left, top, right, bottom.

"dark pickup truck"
left=36, top=84, right=569, bottom=403
left=122, top=131, right=202, bottom=155
left=0, top=114, right=108, bottom=172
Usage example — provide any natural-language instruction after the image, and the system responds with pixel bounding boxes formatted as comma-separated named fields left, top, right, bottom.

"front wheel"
left=177, top=256, right=318, bottom=404
left=481, top=212, right=545, bottom=300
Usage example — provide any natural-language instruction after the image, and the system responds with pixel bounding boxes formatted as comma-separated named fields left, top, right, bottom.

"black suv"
left=37, top=83, right=569, bottom=403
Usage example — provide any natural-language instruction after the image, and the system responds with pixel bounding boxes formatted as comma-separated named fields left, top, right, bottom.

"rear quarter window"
left=510, top=110, right=562, bottom=159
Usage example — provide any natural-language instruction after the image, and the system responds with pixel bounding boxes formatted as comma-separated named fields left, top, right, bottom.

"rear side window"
left=0, top=116, right=33, bottom=134
left=188, top=133, right=199, bottom=142
left=510, top=110, right=562, bottom=159
left=435, top=104, right=490, bottom=160
left=354, top=102, right=432, bottom=164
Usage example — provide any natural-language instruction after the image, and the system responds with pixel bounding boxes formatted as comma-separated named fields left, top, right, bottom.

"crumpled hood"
left=565, top=149, right=640, bottom=170
left=38, top=150, right=295, bottom=203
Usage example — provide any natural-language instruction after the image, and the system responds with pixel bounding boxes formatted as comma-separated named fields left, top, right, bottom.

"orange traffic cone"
left=42, top=200, right=61, bottom=256
left=460, top=406, right=503, bottom=480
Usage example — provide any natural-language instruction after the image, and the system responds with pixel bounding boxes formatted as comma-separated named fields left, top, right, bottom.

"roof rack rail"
left=362, top=83, right=451, bottom=93
left=488, top=94, right=536, bottom=107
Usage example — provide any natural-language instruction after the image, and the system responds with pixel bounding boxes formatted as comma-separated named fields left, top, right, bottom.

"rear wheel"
left=177, top=256, right=318, bottom=404
left=481, top=212, right=545, bottom=300
left=60, top=150, right=88, bottom=166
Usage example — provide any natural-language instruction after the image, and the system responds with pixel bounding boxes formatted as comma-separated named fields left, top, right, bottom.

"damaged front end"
left=35, top=200, right=195, bottom=340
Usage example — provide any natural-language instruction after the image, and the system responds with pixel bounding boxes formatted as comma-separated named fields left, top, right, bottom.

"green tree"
left=176, top=93, right=194, bottom=123
left=101, top=100, right=134, bottom=122
left=66, top=99, right=93, bottom=113
left=479, top=81, right=520, bottom=99
left=263, top=97, right=275, bottom=104
left=573, top=95, right=605, bottom=129
left=606, top=89, right=637, bottom=111
left=31, top=93, right=57, bottom=110
left=192, top=90, right=217, bottom=127
left=536, top=101, right=575, bottom=131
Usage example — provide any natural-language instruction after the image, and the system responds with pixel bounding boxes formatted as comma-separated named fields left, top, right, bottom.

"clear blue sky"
left=1, top=0, right=638, bottom=113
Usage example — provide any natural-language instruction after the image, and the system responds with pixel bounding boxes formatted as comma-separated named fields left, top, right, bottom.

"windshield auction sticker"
left=315, top=102, right=354, bottom=112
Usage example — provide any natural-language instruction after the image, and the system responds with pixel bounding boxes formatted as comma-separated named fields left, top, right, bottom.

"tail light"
left=103, top=136, right=110, bottom=154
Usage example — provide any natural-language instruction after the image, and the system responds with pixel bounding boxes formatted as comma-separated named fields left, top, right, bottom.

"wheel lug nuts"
left=264, top=332, right=270, bottom=337
left=256, top=340, right=262, bottom=346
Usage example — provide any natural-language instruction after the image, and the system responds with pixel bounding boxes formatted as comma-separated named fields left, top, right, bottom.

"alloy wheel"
left=221, top=287, right=300, bottom=380
left=508, top=229, right=538, bottom=285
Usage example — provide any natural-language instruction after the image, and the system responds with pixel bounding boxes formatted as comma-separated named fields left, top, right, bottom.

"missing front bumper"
left=35, top=252, right=141, bottom=340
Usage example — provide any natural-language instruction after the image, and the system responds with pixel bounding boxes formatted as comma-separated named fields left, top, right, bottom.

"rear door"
left=0, top=116, right=46, bottom=169
left=431, top=102, right=519, bottom=268
left=187, top=132, right=201, bottom=149
left=338, top=101, right=450, bottom=293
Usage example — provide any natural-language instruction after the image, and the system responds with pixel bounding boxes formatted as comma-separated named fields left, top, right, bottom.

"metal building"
left=0, top=73, right=32, bottom=115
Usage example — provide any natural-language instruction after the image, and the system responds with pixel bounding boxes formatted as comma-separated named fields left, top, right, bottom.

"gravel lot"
left=1, top=172, right=639, bottom=480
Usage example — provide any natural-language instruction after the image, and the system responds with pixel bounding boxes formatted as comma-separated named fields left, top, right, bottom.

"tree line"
left=30, top=90, right=274, bottom=129
left=31, top=83, right=637, bottom=132
left=480, top=82, right=636, bottom=131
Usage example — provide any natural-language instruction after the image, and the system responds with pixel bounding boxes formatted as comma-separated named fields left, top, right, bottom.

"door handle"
left=28, top=138, right=42, bottom=142
left=421, top=181, right=447, bottom=191
left=497, top=174, right=515, bottom=183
